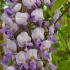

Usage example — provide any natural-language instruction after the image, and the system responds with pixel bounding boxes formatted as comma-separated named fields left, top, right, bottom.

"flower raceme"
left=1, top=0, right=60, bottom=70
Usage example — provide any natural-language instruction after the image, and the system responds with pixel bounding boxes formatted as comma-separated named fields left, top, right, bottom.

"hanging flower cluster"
left=1, top=0, right=62, bottom=70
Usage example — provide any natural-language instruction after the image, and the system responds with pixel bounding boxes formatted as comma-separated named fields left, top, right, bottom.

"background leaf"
left=58, top=60, right=70, bottom=70
left=50, top=0, right=68, bottom=15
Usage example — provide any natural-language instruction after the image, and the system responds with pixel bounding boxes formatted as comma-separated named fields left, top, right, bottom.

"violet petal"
left=30, top=60, right=37, bottom=70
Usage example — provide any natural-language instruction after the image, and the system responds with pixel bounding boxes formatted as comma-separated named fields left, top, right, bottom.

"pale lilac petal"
left=49, top=63, right=57, bottom=70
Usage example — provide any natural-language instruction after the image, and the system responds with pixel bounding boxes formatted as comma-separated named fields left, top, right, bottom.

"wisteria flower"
left=43, top=51, right=52, bottom=61
left=7, top=0, right=16, bottom=3
left=32, top=27, right=44, bottom=40
left=1, top=0, right=67, bottom=70
left=9, top=23, right=18, bottom=33
left=53, top=9, right=61, bottom=20
left=22, top=0, right=35, bottom=9
left=47, top=53, right=52, bottom=62
left=49, top=0, right=56, bottom=7
left=1, top=14, right=18, bottom=33
left=50, top=35, right=58, bottom=43
left=55, top=23, right=61, bottom=29
left=6, top=66, right=16, bottom=70
left=16, top=51, right=26, bottom=65
left=3, top=53, right=12, bottom=64
left=31, top=9, right=44, bottom=22
left=37, top=60, right=44, bottom=68
left=0, top=26, right=13, bottom=38
left=34, top=0, right=41, bottom=8
left=20, top=63, right=28, bottom=70
left=5, top=7, right=13, bottom=16
left=49, top=25, right=55, bottom=35
left=44, top=0, right=51, bottom=5
left=17, top=32, right=31, bottom=47
left=1, top=14, right=19, bottom=33
left=26, top=42, right=33, bottom=49
left=7, top=0, right=16, bottom=8
left=39, top=20, right=50, bottom=27
left=42, top=40, right=52, bottom=51
left=15, top=12, right=29, bottom=25
left=27, top=49, right=38, bottom=60
left=30, top=60, right=37, bottom=70
left=1, top=13, right=13, bottom=24
left=13, top=3, right=22, bottom=12
left=49, top=63, right=57, bottom=70
left=4, top=39, right=17, bottom=54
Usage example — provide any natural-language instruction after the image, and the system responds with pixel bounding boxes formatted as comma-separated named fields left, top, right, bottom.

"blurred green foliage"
left=50, top=0, right=70, bottom=70
left=50, top=0, right=68, bottom=15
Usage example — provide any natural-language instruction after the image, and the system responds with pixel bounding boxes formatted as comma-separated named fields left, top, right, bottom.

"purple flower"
left=39, top=20, right=50, bottom=27
left=49, top=0, right=56, bottom=7
left=3, top=53, right=12, bottom=64
left=26, top=42, right=33, bottom=49
left=49, top=2, right=54, bottom=7
left=29, top=16, right=35, bottom=22
left=22, top=0, right=35, bottom=9
left=44, top=0, right=51, bottom=5
left=44, top=51, right=50, bottom=59
left=5, top=53, right=12, bottom=59
left=6, top=66, right=16, bottom=70
left=49, top=63, right=57, bottom=70
left=34, top=0, right=41, bottom=8
left=3, top=57, right=9, bottom=64
left=49, top=25, right=55, bottom=35
left=31, top=27, right=44, bottom=40
left=39, top=44, right=44, bottom=51
left=35, top=39, right=42, bottom=47
left=50, top=36, right=58, bottom=43
left=2, top=27, right=13, bottom=38
left=20, top=63, right=28, bottom=70
left=55, top=23, right=61, bottom=29
left=30, top=60, right=37, bottom=70
left=7, top=0, right=16, bottom=3
left=27, top=49, right=38, bottom=60
left=31, top=9, right=44, bottom=22
left=17, top=32, right=31, bottom=47
left=16, top=51, right=26, bottom=64
left=15, top=12, right=29, bottom=25
left=50, top=47, right=56, bottom=52
left=53, top=10, right=61, bottom=20
left=0, top=27, right=13, bottom=39
left=5, top=7, right=13, bottom=16
left=35, top=39, right=44, bottom=51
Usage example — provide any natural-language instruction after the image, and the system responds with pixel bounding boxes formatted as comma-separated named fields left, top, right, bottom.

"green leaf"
left=58, top=28, right=68, bottom=50
left=50, top=0, right=68, bottom=14
left=52, top=52, right=59, bottom=65
left=58, top=60, right=70, bottom=70
left=8, top=59, right=14, bottom=66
